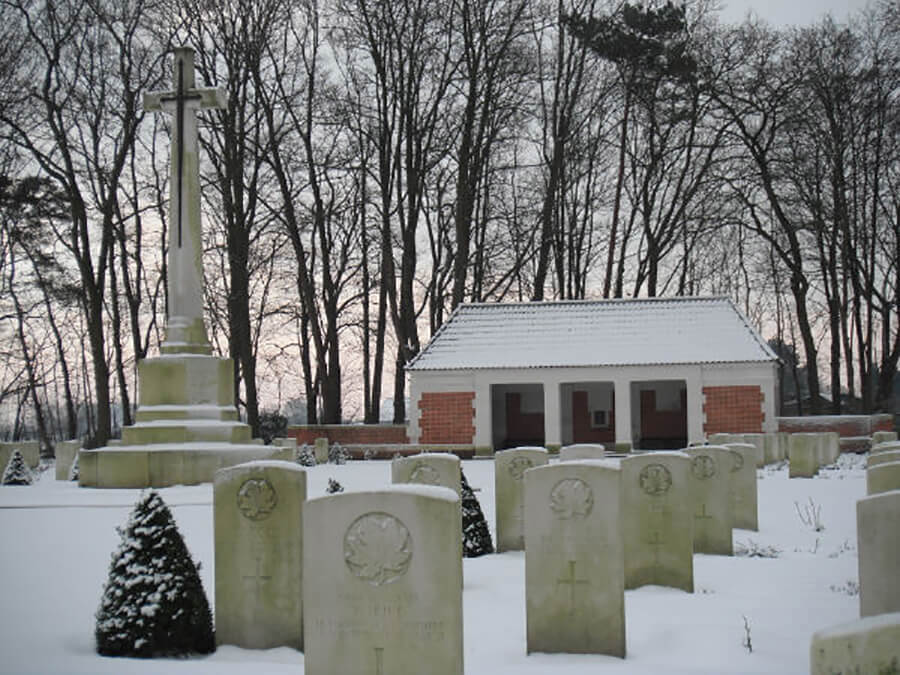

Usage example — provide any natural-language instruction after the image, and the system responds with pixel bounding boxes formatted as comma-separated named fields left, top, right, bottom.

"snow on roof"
left=407, top=296, right=778, bottom=371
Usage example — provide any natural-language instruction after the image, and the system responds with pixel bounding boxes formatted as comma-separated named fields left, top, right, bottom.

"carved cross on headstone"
left=556, top=560, right=589, bottom=614
left=374, top=647, right=384, bottom=675
left=695, top=503, right=714, bottom=522
left=143, top=47, right=226, bottom=354
left=242, top=557, right=272, bottom=594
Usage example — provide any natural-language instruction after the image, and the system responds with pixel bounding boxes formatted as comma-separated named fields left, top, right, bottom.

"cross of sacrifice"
left=144, top=47, right=225, bottom=249
left=143, top=47, right=226, bottom=352
left=556, top=560, right=589, bottom=614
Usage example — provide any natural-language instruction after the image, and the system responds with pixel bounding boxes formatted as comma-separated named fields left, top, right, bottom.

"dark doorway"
left=491, top=384, right=545, bottom=450
left=560, top=382, right=615, bottom=447
left=631, top=380, right=687, bottom=449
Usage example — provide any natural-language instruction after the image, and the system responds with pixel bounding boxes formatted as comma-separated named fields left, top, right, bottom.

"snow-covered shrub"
left=735, top=539, right=781, bottom=558
left=795, top=497, right=825, bottom=532
left=461, top=469, right=493, bottom=558
left=95, top=491, right=214, bottom=658
left=363, top=447, right=376, bottom=461
left=68, top=453, right=79, bottom=482
left=328, top=443, right=348, bottom=465
left=2, top=449, right=32, bottom=486
left=326, top=478, right=344, bottom=494
left=295, top=444, right=316, bottom=467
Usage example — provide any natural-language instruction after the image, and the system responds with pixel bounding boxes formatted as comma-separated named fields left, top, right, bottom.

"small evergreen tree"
left=258, top=411, right=288, bottom=444
left=95, top=491, right=214, bottom=658
left=326, top=478, right=344, bottom=494
left=328, top=442, right=348, bottom=465
left=295, top=444, right=316, bottom=467
left=68, top=453, right=79, bottom=481
left=460, top=469, right=493, bottom=557
left=2, top=449, right=32, bottom=486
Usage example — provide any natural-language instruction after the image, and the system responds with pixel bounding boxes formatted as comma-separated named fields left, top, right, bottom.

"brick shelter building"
left=406, top=297, right=779, bottom=452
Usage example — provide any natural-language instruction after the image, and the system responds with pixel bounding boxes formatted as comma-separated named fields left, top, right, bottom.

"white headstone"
left=789, top=433, right=819, bottom=478
left=303, top=486, right=463, bottom=675
left=314, top=437, right=329, bottom=464
left=872, top=441, right=900, bottom=455
left=867, top=451, right=900, bottom=468
left=871, top=431, right=898, bottom=447
left=822, top=432, right=840, bottom=465
left=524, top=461, right=625, bottom=657
left=214, top=460, right=306, bottom=649
left=392, top=453, right=461, bottom=496
left=684, top=446, right=733, bottom=555
left=857, top=489, right=900, bottom=617
left=763, top=433, right=779, bottom=465
left=559, top=444, right=607, bottom=461
left=866, top=462, right=900, bottom=495
left=621, top=453, right=693, bottom=592
left=494, top=447, right=548, bottom=552
left=741, top=433, right=766, bottom=468
left=54, top=440, right=81, bottom=481
left=723, top=443, right=758, bottom=531
left=810, top=612, right=900, bottom=675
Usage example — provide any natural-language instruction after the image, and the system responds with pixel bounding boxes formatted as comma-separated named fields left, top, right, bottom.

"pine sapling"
left=326, top=478, right=344, bottom=494
left=2, top=449, right=33, bottom=486
left=461, top=468, right=494, bottom=558
left=95, top=491, right=214, bottom=658
left=295, top=444, right=316, bottom=467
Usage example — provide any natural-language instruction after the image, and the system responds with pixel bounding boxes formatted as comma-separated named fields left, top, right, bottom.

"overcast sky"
left=717, top=0, right=874, bottom=26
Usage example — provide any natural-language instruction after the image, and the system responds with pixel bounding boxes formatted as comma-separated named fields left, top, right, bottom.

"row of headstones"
left=864, top=435, right=900, bottom=495
left=212, top=445, right=756, bottom=669
left=214, top=454, right=465, bottom=673
left=784, top=432, right=841, bottom=478
left=810, top=435, right=900, bottom=674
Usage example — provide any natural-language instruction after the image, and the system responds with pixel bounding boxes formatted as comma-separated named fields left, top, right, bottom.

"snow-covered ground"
left=0, top=454, right=868, bottom=674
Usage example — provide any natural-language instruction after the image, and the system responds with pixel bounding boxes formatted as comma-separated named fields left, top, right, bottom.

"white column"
left=543, top=380, right=561, bottom=448
left=473, top=378, right=492, bottom=449
left=686, top=369, right=705, bottom=444
left=614, top=379, right=632, bottom=445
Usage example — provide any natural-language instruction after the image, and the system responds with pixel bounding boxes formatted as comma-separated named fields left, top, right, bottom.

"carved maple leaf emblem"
left=550, top=478, right=594, bottom=519
left=344, top=513, right=413, bottom=586
left=236, top=478, right=278, bottom=521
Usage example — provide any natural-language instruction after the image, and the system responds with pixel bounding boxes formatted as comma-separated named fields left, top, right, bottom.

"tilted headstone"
left=214, top=461, right=306, bottom=649
left=392, top=453, right=461, bottom=496
left=54, top=440, right=81, bottom=481
left=867, top=451, right=900, bottom=468
left=810, top=612, right=900, bottom=675
left=524, top=461, right=625, bottom=657
left=494, top=447, right=548, bottom=552
left=741, top=433, right=766, bottom=468
left=857, top=489, right=900, bottom=617
left=866, top=462, right=900, bottom=495
left=871, top=431, right=898, bottom=447
left=723, top=443, right=758, bottom=531
left=621, top=453, right=693, bottom=593
left=313, top=437, right=329, bottom=464
left=559, top=444, right=607, bottom=461
left=684, top=447, right=733, bottom=555
left=303, top=486, right=463, bottom=675
left=789, top=434, right=819, bottom=478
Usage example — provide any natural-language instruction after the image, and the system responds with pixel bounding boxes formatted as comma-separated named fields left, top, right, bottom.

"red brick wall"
left=777, top=414, right=896, bottom=437
left=703, top=385, right=764, bottom=434
left=289, top=424, right=408, bottom=445
left=572, top=390, right=615, bottom=443
left=419, top=392, right=476, bottom=444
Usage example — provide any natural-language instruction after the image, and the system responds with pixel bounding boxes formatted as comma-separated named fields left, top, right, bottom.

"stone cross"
left=144, top=47, right=226, bottom=355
